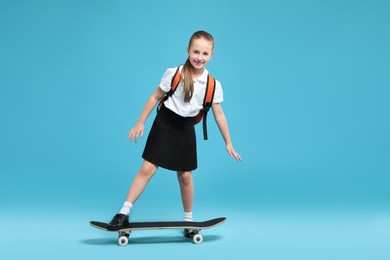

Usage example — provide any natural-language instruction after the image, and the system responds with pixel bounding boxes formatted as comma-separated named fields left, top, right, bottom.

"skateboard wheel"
left=118, top=236, right=129, bottom=246
left=192, top=234, right=203, bottom=244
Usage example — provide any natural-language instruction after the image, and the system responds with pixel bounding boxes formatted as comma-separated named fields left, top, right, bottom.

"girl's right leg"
left=108, top=160, right=158, bottom=228
left=125, top=160, right=158, bottom=203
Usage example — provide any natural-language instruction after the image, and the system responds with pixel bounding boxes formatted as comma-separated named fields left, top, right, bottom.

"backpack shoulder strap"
left=203, top=74, right=216, bottom=110
left=168, top=66, right=181, bottom=96
left=201, top=74, right=216, bottom=140
left=157, top=66, right=181, bottom=111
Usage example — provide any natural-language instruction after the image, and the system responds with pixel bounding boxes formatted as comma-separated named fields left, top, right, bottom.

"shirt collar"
left=179, top=65, right=209, bottom=83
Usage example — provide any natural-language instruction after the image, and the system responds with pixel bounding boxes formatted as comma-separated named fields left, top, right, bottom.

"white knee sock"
left=184, top=212, right=193, bottom=222
left=119, top=201, right=133, bottom=215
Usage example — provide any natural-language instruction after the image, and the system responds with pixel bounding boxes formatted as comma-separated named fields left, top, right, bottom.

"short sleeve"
left=213, top=80, right=224, bottom=103
left=159, top=67, right=177, bottom=92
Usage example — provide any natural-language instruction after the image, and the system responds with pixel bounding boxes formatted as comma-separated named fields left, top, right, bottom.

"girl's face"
left=187, top=38, right=214, bottom=72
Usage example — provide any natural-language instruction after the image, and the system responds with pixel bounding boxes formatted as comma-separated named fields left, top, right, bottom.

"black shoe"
left=107, top=214, right=129, bottom=230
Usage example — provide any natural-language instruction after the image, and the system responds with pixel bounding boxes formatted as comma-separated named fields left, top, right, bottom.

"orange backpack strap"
left=157, top=67, right=181, bottom=110
left=203, top=74, right=216, bottom=110
left=201, top=74, right=216, bottom=140
left=168, top=66, right=182, bottom=96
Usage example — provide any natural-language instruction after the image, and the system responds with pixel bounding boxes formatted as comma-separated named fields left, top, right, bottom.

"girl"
left=107, top=30, right=242, bottom=229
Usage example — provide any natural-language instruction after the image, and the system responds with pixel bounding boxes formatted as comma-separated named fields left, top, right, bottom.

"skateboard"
left=90, top=217, right=226, bottom=246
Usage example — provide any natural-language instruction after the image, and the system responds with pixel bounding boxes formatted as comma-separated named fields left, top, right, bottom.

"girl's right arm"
left=128, top=87, right=166, bottom=143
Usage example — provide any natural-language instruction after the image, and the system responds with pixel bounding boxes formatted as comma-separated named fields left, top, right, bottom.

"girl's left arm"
left=212, top=103, right=242, bottom=162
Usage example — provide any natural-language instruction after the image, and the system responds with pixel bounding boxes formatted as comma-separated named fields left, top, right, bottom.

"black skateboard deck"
left=90, top=217, right=226, bottom=246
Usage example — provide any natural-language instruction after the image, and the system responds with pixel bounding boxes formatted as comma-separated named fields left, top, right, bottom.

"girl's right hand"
left=128, top=122, right=144, bottom=143
left=226, top=144, right=242, bottom=162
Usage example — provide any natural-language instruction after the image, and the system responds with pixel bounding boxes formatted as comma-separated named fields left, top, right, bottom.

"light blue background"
left=1, top=0, right=389, bottom=259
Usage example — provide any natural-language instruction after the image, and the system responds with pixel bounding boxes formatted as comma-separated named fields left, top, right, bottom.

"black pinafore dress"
left=142, top=104, right=197, bottom=171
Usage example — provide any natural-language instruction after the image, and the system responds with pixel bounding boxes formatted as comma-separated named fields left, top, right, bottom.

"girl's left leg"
left=177, top=171, right=194, bottom=221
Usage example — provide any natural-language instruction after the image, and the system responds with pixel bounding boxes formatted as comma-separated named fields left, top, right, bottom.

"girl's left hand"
left=226, top=144, right=242, bottom=162
left=128, top=122, right=145, bottom=143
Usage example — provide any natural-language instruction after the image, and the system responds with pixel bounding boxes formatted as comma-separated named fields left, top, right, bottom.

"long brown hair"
left=182, top=31, right=214, bottom=102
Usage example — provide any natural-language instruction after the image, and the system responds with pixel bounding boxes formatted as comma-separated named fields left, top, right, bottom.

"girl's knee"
left=178, top=171, right=193, bottom=185
left=139, top=161, right=157, bottom=177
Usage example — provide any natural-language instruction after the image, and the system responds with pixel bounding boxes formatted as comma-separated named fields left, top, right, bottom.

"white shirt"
left=159, top=66, right=223, bottom=117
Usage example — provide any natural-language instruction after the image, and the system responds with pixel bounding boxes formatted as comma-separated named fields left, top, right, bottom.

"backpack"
left=157, top=66, right=216, bottom=140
